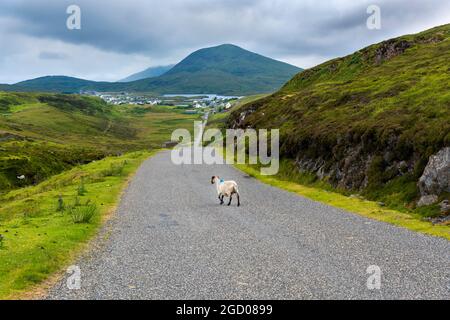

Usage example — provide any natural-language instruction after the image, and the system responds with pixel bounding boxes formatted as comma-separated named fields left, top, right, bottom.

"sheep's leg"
left=228, top=194, right=233, bottom=206
left=220, top=195, right=224, bottom=205
left=237, top=193, right=240, bottom=207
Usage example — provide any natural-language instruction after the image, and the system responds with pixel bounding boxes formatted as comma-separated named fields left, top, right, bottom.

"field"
left=0, top=93, right=198, bottom=191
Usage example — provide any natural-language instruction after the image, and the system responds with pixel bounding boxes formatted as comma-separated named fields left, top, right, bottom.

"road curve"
left=47, top=150, right=450, bottom=299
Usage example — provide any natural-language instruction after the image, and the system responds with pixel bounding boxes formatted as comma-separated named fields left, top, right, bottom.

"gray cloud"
left=39, top=51, right=68, bottom=60
left=0, top=0, right=449, bottom=83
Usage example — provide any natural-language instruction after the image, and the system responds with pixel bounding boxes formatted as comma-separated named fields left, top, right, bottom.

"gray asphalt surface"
left=47, top=150, right=450, bottom=299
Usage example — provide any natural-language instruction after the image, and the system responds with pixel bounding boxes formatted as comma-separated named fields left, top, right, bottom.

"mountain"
left=227, top=24, right=450, bottom=212
left=3, top=44, right=302, bottom=95
left=118, top=65, right=174, bottom=82
left=125, top=44, right=302, bottom=95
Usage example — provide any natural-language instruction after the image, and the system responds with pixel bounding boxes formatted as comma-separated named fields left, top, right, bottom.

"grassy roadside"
left=234, top=162, right=450, bottom=241
left=0, top=150, right=155, bottom=299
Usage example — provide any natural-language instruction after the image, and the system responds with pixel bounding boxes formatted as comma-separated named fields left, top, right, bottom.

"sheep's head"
left=211, top=176, right=219, bottom=184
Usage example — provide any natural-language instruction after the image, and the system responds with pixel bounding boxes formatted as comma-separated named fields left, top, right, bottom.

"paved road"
left=48, top=150, right=450, bottom=299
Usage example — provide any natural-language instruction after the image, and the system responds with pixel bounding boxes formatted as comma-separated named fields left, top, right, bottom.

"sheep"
left=211, top=176, right=240, bottom=207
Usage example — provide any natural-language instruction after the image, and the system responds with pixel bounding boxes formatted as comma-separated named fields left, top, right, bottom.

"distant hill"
left=118, top=65, right=175, bottom=82
left=0, top=84, right=13, bottom=91
left=124, top=44, right=302, bottom=95
left=227, top=24, right=450, bottom=211
left=3, top=44, right=302, bottom=95
left=12, top=76, right=109, bottom=93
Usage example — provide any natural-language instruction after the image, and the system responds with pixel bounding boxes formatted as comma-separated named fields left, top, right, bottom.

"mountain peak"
left=208, top=43, right=243, bottom=50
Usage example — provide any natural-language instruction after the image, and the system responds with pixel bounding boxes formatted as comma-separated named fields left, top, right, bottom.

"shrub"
left=70, top=203, right=97, bottom=224
left=101, top=161, right=126, bottom=177
left=77, top=177, right=87, bottom=196
left=73, top=196, right=81, bottom=207
left=56, top=194, right=65, bottom=212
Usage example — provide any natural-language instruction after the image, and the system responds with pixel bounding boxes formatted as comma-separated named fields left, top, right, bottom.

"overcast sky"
left=1, top=0, right=449, bottom=83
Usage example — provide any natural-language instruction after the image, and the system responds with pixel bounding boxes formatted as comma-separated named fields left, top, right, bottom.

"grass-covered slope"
left=0, top=151, right=153, bottom=299
left=0, top=92, right=197, bottom=192
left=228, top=24, right=450, bottom=214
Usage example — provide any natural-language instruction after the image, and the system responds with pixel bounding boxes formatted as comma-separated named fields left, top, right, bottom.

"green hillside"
left=227, top=24, right=450, bottom=214
left=0, top=92, right=197, bottom=192
left=5, top=44, right=302, bottom=95
left=11, top=76, right=121, bottom=93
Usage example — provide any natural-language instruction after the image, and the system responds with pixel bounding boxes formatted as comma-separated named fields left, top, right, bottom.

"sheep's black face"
left=211, top=176, right=215, bottom=184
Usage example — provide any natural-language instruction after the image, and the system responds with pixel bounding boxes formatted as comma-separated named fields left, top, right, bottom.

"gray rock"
left=417, top=195, right=438, bottom=207
left=418, top=147, right=450, bottom=205
left=440, top=200, right=450, bottom=215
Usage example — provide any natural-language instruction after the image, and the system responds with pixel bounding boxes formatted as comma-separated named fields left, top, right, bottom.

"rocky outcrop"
left=374, top=40, right=411, bottom=64
left=417, top=147, right=450, bottom=206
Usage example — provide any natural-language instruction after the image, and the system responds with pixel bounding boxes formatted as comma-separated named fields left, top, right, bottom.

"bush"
left=56, top=194, right=65, bottom=212
left=101, top=161, right=126, bottom=177
left=77, top=177, right=87, bottom=196
left=73, top=196, right=81, bottom=207
left=70, top=203, right=97, bottom=224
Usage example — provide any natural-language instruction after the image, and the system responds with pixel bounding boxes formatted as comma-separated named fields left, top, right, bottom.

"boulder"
left=417, top=147, right=450, bottom=206
left=417, top=195, right=438, bottom=207
left=440, top=200, right=450, bottom=215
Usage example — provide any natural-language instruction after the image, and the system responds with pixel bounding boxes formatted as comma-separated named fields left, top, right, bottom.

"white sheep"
left=211, top=176, right=240, bottom=206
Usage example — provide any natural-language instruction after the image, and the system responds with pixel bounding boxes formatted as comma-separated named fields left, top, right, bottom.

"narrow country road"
left=48, top=150, right=450, bottom=299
